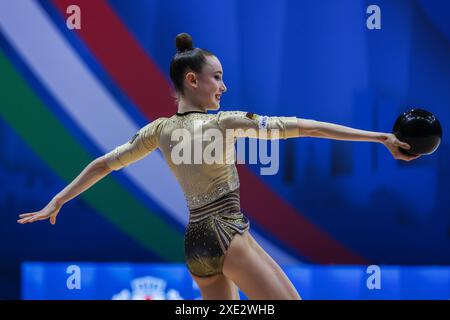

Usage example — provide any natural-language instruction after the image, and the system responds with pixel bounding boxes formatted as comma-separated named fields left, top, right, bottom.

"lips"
left=215, top=94, right=221, bottom=102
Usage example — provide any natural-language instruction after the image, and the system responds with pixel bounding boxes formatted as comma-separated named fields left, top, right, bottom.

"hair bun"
left=175, top=33, right=193, bottom=53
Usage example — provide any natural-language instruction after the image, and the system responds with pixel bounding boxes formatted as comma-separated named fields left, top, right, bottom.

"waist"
left=185, top=178, right=240, bottom=210
left=189, top=188, right=241, bottom=223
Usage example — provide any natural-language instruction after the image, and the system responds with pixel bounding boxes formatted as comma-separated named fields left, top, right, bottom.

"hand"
left=17, top=199, right=62, bottom=225
left=383, top=133, right=421, bottom=162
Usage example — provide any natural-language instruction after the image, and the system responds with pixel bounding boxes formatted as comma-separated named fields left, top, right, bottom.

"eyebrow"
left=214, top=71, right=223, bottom=74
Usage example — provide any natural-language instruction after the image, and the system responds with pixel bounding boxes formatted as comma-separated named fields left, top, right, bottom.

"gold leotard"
left=104, top=110, right=299, bottom=276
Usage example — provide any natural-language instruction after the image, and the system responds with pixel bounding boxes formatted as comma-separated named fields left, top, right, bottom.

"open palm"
left=17, top=201, right=61, bottom=225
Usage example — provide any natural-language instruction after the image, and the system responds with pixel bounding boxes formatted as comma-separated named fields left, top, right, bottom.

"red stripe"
left=52, top=0, right=175, bottom=119
left=238, top=167, right=367, bottom=264
left=51, top=0, right=367, bottom=264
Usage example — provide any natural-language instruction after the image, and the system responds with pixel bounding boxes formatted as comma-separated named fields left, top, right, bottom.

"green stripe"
left=0, top=50, right=184, bottom=261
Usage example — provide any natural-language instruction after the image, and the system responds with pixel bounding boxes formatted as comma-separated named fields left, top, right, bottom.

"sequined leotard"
left=104, top=110, right=299, bottom=277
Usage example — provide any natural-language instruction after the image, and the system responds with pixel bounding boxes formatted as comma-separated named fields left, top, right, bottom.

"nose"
left=221, top=82, right=227, bottom=93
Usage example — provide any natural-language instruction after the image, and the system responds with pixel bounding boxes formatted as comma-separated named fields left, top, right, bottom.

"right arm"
left=18, top=118, right=165, bottom=225
left=53, top=156, right=113, bottom=207
left=17, top=156, right=113, bottom=225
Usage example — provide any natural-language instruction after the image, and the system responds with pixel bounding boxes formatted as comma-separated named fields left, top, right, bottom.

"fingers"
left=395, top=140, right=411, bottom=150
left=391, top=135, right=410, bottom=150
left=18, top=212, right=37, bottom=224
left=17, top=214, right=34, bottom=224
left=396, top=153, right=420, bottom=162
left=18, top=212, right=36, bottom=218
left=28, top=215, right=44, bottom=223
left=388, top=140, right=419, bottom=162
left=17, top=216, right=34, bottom=224
left=409, top=154, right=421, bottom=161
left=17, top=213, right=46, bottom=224
left=18, top=212, right=57, bottom=225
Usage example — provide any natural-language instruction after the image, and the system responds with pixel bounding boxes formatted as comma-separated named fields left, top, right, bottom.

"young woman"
left=17, top=33, right=419, bottom=300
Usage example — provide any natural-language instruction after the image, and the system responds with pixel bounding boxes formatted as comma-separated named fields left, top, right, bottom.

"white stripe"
left=0, top=0, right=187, bottom=223
left=0, top=1, right=301, bottom=265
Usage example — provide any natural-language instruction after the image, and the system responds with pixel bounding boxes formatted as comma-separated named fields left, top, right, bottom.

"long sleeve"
left=104, top=118, right=166, bottom=171
left=215, top=111, right=300, bottom=139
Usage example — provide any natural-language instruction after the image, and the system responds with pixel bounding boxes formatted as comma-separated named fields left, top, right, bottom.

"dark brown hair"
left=169, top=33, right=214, bottom=94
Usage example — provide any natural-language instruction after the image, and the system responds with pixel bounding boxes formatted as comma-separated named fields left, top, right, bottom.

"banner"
left=22, top=263, right=450, bottom=300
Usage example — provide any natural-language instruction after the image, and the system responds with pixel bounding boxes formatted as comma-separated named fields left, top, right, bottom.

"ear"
left=185, top=72, right=198, bottom=89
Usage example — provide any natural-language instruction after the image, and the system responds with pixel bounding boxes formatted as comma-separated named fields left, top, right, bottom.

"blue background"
left=1, top=0, right=449, bottom=299
left=22, top=263, right=450, bottom=300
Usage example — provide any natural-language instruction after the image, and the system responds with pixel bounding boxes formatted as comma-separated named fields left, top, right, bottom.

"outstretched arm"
left=18, top=118, right=165, bottom=225
left=216, top=112, right=418, bottom=162
left=297, top=119, right=419, bottom=162
left=17, top=156, right=113, bottom=225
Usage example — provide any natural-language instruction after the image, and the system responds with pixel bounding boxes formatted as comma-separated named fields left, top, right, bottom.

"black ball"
left=392, top=109, right=442, bottom=156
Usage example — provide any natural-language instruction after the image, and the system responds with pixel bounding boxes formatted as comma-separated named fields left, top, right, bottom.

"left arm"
left=216, top=111, right=419, bottom=162
left=297, top=119, right=420, bottom=162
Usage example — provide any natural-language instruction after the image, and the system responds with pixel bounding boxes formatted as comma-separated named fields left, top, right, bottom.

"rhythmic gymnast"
left=17, top=33, right=419, bottom=300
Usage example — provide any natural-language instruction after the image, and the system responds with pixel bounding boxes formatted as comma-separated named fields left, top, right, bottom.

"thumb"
left=50, top=215, right=57, bottom=225
left=396, top=140, right=410, bottom=150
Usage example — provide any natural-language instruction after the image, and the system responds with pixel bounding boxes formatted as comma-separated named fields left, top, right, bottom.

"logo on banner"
left=112, top=276, right=183, bottom=300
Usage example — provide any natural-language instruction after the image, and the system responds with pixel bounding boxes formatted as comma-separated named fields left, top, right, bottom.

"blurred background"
left=0, top=0, right=449, bottom=299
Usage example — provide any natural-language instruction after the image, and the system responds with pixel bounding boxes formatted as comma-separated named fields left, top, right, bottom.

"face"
left=186, top=55, right=227, bottom=110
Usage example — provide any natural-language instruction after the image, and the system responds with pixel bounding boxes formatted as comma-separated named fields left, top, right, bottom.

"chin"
left=208, top=102, right=220, bottom=110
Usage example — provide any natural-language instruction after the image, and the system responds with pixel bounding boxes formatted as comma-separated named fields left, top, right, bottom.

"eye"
left=214, top=75, right=221, bottom=81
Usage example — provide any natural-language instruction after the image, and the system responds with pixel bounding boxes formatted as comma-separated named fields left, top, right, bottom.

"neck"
left=177, top=96, right=207, bottom=114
